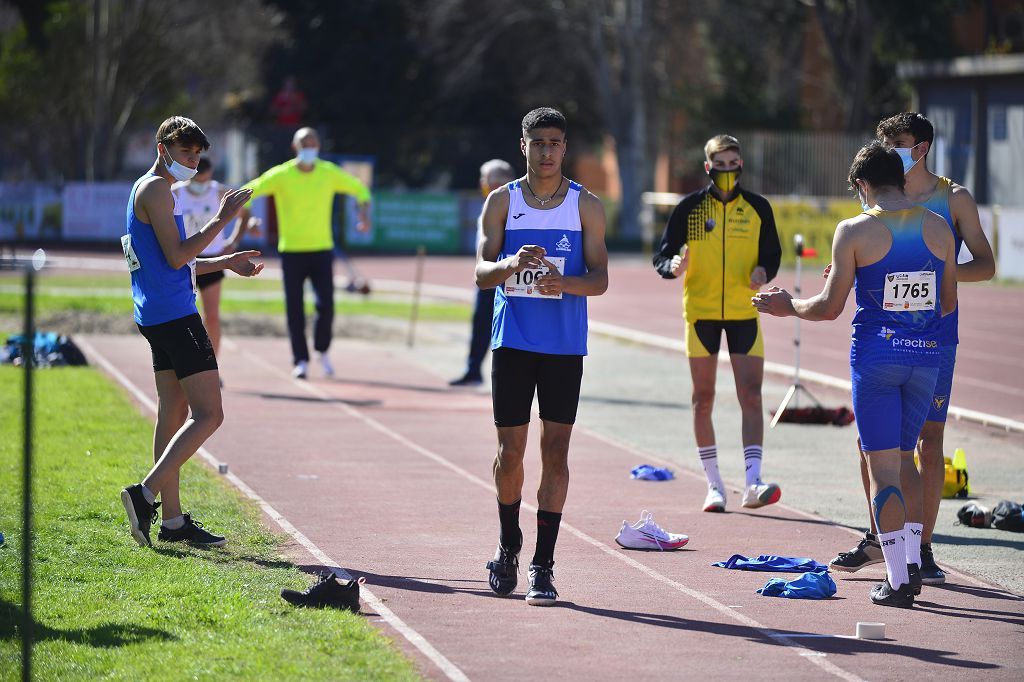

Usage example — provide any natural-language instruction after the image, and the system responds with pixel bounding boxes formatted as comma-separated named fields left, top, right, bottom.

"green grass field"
left=0, top=366, right=421, bottom=681
left=0, top=273, right=471, bottom=322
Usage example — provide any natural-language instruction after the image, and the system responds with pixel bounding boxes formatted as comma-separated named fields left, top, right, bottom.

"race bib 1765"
left=883, top=270, right=936, bottom=311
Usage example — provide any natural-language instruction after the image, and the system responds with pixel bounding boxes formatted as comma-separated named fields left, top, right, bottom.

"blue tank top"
left=850, top=206, right=944, bottom=368
left=122, top=173, right=197, bottom=326
left=491, top=180, right=588, bottom=355
left=918, top=177, right=959, bottom=345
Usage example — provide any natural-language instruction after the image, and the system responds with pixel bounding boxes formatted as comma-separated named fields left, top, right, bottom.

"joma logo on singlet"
left=555, top=234, right=572, bottom=252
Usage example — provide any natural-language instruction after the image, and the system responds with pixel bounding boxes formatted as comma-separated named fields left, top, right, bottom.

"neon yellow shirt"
left=243, top=159, right=371, bottom=253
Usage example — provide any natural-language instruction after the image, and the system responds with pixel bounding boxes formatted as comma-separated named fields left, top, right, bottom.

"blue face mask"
left=894, top=142, right=923, bottom=173
left=297, top=147, right=319, bottom=165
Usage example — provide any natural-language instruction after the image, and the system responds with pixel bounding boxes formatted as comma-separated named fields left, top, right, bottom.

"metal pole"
left=21, top=264, right=35, bottom=682
left=407, top=245, right=425, bottom=348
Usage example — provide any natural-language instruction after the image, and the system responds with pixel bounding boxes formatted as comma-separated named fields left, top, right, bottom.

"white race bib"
left=883, top=270, right=936, bottom=311
left=504, top=257, right=565, bottom=299
left=189, top=259, right=197, bottom=294
left=121, top=234, right=141, bottom=272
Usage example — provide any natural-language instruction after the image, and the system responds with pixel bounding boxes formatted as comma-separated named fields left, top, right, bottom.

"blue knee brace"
left=872, top=485, right=905, bottom=530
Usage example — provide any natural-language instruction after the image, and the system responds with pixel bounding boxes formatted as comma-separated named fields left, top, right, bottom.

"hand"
left=749, top=265, right=767, bottom=290
left=822, top=262, right=832, bottom=278
left=224, top=250, right=264, bottom=277
left=670, top=247, right=688, bottom=276
left=245, top=216, right=263, bottom=237
left=751, top=286, right=795, bottom=317
left=534, top=257, right=564, bottom=296
left=509, top=245, right=547, bottom=271
left=356, top=208, right=371, bottom=233
left=216, top=187, right=253, bottom=224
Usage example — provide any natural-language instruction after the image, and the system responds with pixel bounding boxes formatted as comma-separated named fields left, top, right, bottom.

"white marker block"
left=856, top=622, right=885, bottom=640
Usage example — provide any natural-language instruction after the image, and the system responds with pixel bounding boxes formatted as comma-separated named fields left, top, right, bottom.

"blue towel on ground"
left=630, top=465, right=674, bottom=481
left=757, top=571, right=837, bottom=599
left=712, top=554, right=829, bottom=573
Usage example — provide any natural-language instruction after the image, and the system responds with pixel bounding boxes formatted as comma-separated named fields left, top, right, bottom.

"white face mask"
left=297, top=147, right=319, bottom=165
left=187, top=180, right=210, bottom=195
left=894, top=142, right=923, bottom=174
left=161, top=147, right=198, bottom=182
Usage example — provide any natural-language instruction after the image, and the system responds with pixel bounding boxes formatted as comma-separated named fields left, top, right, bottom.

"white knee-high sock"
left=878, top=529, right=909, bottom=588
left=743, top=445, right=763, bottom=486
left=904, top=522, right=923, bottom=566
left=698, top=445, right=723, bottom=490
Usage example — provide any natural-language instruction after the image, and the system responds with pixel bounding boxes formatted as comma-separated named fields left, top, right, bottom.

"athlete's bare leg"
left=199, top=280, right=223, bottom=357
left=153, top=369, right=189, bottom=520
left=729, top=353, right=764, bottom=447
left=689, top=356, right=718, bottom=447
left=917, top=420, right=946, bottom=543
left=538, top=420, right=572, bottom=513
left=494, top=424, right=528, bottom=505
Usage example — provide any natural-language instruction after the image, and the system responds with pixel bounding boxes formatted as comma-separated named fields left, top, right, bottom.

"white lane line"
left=75, top=336, right=471, bottom=682
left=229, top=340, right=867, bottom=682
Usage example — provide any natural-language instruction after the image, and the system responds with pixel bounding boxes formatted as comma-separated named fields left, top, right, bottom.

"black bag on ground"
left=991, top=500, right=1024, bottom=532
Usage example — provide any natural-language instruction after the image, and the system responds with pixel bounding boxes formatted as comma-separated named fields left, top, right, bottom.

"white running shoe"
left=741, top=481, right=782, bottom=508
left=292, top=361, right=309, bottom=380
left=703, top=486, right=727, bottom=513
left=615, top=510, right=689, bottom=551
left=318, top=353, right=335, bottom=377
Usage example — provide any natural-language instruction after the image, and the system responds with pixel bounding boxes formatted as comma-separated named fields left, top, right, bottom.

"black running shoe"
left=908, top=563, right=922, bottom=596
left=486, top=543, right=520, bottom=596
left=281, top=572, right=361, bottom=612
left=920, top=543, right=946, bottom=585
left=120, top=484, right=159, bottom=547
left=449, top=374, right=483, bottom=387
left=829, top=532, right=883, bottom=572
left=158, top=514, right=227, bottom=547
left=870, top=578, right=915, bottom=608
left=525, top=564, right=558, bottom=606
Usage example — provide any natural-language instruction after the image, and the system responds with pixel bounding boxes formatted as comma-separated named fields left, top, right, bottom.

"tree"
left=0, top=0, right=280, bottom=181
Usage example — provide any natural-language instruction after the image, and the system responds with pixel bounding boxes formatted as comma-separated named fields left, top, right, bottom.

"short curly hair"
left=875, top=112, right=933, bottom=147
left=156, top=116, right=210, bottom=151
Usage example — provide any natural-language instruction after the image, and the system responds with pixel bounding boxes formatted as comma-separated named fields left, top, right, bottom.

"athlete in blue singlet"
left=119, top=116, right=262, bottom=549
left=754, top=141, right=957, bottom=607
left=476, top=107, right=609, bottom=606
left=830, top=113, right=995, bottom=585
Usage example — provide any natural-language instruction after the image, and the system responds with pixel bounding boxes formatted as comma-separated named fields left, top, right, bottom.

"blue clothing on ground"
left=757, top=571, right=837, bottom=599
left=124, top=173, right=197, bottom=326
left=630, top=465, right=675, bottom=481
left=712, top=554, right=829, bottom=573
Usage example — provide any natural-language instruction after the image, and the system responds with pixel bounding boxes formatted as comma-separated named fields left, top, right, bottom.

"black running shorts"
left=137, top=312, right=218, bottom=379
left=685, top=318, right=764, bottom=358
left=491, top=347, right=584, bottom=427
left=196, top=270, right=225, bottom=291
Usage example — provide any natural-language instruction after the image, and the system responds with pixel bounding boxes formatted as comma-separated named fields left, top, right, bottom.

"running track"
left=78, top=332, right=1024, bottom=682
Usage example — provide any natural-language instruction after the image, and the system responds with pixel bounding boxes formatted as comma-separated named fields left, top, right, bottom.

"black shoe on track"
left=908, top=563, right=922, bottom=596
left=281, top=572, right=361, bottom=612
left=121, top=484, right=159, bottom=547
left=829, top=532, right=883, bottom=572
left=486, top=543, right=521, bottom=596
left=920, top=543, right=946, bottom=585
left=525, top=564, right=558, bottom=606
left=158, top=514, right=227, bottom=547
left=870, top=578, right=915, bottom=608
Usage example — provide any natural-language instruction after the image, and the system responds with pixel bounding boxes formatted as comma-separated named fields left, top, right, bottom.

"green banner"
left=369, top=192, right=461, bottom=252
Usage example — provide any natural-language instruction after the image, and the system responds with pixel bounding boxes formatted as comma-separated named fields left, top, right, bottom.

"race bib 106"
left=883, top=270, right=936, bottom=311
left=504, top=257, right=565, bottom=299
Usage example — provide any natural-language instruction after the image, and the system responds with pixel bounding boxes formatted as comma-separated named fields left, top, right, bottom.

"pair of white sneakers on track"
left=292, top=353, right=334, bottom=380
left=703, top=481, right=781, bottom=513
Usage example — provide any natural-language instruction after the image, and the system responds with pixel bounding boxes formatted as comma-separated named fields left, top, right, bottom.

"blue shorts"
left=851, top=363, right=939, bottom=452
left=926, top=345, right=956, bottom=422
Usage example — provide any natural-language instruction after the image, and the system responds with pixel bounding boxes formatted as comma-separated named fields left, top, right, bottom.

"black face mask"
left=708, top=167, right=741, bottom=195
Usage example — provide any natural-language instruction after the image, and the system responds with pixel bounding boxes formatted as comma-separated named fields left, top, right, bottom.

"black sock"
left=532, top=509, right=562, bottom=569
left=497, top=498, right=522, bottom=552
